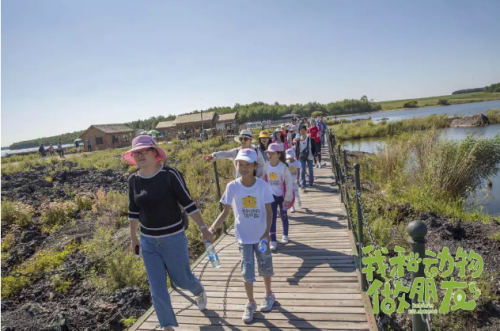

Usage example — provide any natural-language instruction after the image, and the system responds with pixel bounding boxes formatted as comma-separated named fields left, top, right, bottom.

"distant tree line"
left=452, top=88, right=484, bottom=95
left=484, top=82, right=500, bottom=93
left=9, top=98, right=380, bottom=149
left=9, top=131, right=84, bottom=150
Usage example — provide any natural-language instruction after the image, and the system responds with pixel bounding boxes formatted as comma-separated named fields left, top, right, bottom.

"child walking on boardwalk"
left=286, top=149, right=302, bottom=213
left=209, top=148, right=276, bottom=324
left=263, top=143, right=294, bottom=250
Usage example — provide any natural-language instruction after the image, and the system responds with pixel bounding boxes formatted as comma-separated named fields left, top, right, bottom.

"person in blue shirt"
left=319, top=119, right=327, bottom=147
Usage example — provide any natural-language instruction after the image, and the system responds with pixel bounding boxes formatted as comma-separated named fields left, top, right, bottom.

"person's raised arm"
left=205, top=147, right=239, bottom=161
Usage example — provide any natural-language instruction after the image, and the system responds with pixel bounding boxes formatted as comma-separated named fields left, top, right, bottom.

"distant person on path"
left=296, top=125, right=314, bottom=189
left=209, top=148, right=275, bottom=323
left=318, top=119, right=327, bottom=148
left=307, top=122, right=322, bottom=168
left=263, top=143, right=294, bottom=250
left=38, top=144, right=46, bottom=157
left=204, top=130, right=265, bottom=179
left=86, top=139, right=92, bottom=152
left=287, top=125, right=297, bottom=148
left=48, top=145, right=55, bottom=156
left=124, top=135, right=212, bottom=331
left=75, top=140, right=80, bottom=154
left=272, top=128, right=288, bottom=151
left=57, top=142, right=65, bottom=158
left=258, top=131, right=272, bottom=164
left=261, top=120, right=264, bottom=130
left=286, top=149, right=302, bottom=213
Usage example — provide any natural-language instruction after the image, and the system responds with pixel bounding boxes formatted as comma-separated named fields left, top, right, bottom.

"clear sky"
left=2, top=0, right=500, bottom=146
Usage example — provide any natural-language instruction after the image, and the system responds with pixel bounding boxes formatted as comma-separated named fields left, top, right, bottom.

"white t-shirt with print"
left=287, top=160, right=301, bottom=182
left=221, top=178, right=274, bottom=244
left=265, top=162, right=288, bottom=197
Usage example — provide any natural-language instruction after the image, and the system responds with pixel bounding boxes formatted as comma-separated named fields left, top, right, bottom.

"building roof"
left=156, top=120, right=176, bottom=129
left=217, top=112, right=237, bottom=122
left=281, top=114, right=300, bottom=119
left=174, top=111, right=216, bottom=125
left=86, top=124, right=134, bottom=134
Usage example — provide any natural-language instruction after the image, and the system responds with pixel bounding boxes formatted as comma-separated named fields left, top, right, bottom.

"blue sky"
left=2, top=0, right=500, bottom=146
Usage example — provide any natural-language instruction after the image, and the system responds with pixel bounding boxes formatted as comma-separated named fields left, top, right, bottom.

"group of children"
left=205, top=126, right=318, bottom=323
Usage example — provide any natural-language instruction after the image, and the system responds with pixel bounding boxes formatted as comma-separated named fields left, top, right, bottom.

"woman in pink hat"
left=123, top=135, right=213, bottom=331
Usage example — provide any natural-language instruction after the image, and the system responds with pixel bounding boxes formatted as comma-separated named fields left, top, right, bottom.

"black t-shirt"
left=128, top=165, right=198, bottom=238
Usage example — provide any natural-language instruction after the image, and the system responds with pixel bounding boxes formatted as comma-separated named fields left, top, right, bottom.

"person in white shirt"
left=263, top=143, right=294, bottom=250
left=287, top=125, right=297, bottom=148
left=204, top=129, right=266, bottom=179
left=209, top=149, right=275, bottom=323
left=286, top=149, right=302, bottom=213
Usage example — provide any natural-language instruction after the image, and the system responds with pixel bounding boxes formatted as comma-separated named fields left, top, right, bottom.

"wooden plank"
left=171, top=290, right=363, bottom=300
left=139, top=317, right=370, bottom=330
left=169, top=297, right=364, bottom=307
left=197, top=281, right=361, bottom=288
left=200, top=285, right=361, bottom=294
left=138, top=324, right=369, bottom=331
left=151, top=310, right=368, bottom=321
left=169, top=303, right=367, bottom=314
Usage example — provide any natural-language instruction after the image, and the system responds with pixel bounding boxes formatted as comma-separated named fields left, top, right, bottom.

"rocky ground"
left=344, top=151, right=500, bottom=331
left=1, top=165, right=152, bottom=331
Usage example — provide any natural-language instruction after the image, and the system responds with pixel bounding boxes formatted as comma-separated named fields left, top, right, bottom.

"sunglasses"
left=239, top=137, right=251, bottom=142
left=131, top=148, right=154, bottom=157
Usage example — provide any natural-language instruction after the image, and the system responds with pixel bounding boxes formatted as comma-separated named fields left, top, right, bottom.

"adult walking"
left=204, top=129, right=265, bottom=179
left=295, top=126, right=314, bottom=189
left=307, top=121, right=322, bottom=168
left=318, top=119, right=327, bottom=148
left=38, top=144, right=46, bottom=157
left=86, top=139, right=92, bottom=152
left=124, top=135, right=212, bottom=331
left=272, top=128, right=288, bottom=151
left=75, top=140, right=81, bottom=154
left=57, top=142, right=65, bottom=158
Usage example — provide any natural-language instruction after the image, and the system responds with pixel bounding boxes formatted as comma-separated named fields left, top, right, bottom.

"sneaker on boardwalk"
left=261, top=293, right=276, bottom=312
left=242, top=301, right=257, bottom=323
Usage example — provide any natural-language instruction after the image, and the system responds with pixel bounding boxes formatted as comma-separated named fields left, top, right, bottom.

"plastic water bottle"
left=258, top=239, right=268, bottom=253
left=282, top=202, right=287, bottom=211
left=205, top=241, right=221, bottom=269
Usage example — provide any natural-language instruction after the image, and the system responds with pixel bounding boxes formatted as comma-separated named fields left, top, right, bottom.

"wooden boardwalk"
left=131, top=156, right=377, bottom=331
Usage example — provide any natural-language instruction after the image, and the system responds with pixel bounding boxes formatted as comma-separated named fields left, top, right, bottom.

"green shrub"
left=486, top=108, right=500, bottom=124
left=121, top=317, right=138, bottom=328
left=1, top=200, right=34, bottom=227
left=75, top=194, right=93, bottom=211
left=403, top=100, right=418, bottom=108
left=1, top=233, right=16, bottom=252
left=438, top=99, right=450, bottom=105
left=50, top=275, right=72, bottom=293
left=1, top=241, right=79, bottom=298
left=40, top=201, right=78, bottom=233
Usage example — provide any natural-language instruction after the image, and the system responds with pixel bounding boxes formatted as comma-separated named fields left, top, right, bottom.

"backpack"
left=299, top=137, right=310, bottom=161
left=165, top=167, right=190, bottom=230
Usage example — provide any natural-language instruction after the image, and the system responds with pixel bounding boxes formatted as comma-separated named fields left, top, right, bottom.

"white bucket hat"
left=234, top=129, right=255, bottom=143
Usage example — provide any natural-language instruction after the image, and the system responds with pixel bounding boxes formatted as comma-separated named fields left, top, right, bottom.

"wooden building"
left=80, top=124, right=135, bottom=151
left=173, top=111, right=217, bottom=134
left=155, top=120, right=177, bottom=137
left=215, top=112, right=238, bottom=131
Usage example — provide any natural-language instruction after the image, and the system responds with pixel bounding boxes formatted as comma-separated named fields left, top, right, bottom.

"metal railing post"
left=343, top=149, right=348, bottom=171
left=408, top=220, right=428, bottom=331
left=354, top=163, right=367, bottom=291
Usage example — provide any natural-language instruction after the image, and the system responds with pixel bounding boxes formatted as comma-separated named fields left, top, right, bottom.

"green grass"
left=352, top=130, right=500, bottom=249
left=329, top=114, right=451, bottom=140
left=376, top=92, right=500, bottom=111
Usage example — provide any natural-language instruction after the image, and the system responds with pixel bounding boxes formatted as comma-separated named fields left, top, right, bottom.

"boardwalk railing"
left=325, top=130, right=432, bottom=331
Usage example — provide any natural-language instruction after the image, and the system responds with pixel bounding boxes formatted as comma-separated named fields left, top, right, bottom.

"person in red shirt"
left=307, top=122, right=322, bottom=168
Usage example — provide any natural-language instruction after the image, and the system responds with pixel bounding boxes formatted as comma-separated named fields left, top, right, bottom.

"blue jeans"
left=300, top=159, right=314, bottom=186
left=321, top=135, right=325, bottom=147
left=141, top=231, right=204, bottom=328
left=270, top=195, right=289, bottom=242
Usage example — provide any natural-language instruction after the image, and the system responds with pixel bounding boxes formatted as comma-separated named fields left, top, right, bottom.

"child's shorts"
left=237, top=242, right=274, bottom=283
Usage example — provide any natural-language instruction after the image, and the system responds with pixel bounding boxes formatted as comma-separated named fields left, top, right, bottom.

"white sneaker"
left=296, top=197, right=302, bottom=207
left=195, top=291, right=207, bottom=310
left=260, top=293, right=276, bottom=312
left=243, top=301, right=257, bottom=323
left=290, top=206, right=296, bottom=213
left=270, top=241, right=277, bottom=251
left=281, top=235, right=289, bottom=244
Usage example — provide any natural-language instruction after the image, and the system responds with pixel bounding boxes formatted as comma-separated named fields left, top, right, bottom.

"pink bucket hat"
left=122, top=135, right=166, bottom=165
left=266, top=142, right=283, bottom=153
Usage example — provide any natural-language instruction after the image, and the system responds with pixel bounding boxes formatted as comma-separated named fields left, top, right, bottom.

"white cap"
left=289, top=125, right=297, bottom=131
left=235, top=148, right=257, bottom=163
left=286, top=149, right=295, bottom=159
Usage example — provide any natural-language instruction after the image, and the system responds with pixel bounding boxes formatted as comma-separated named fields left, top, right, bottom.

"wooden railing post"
left=354, top=163, right=368, bottom=291
left=408, top=220, right=428, bottom=331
